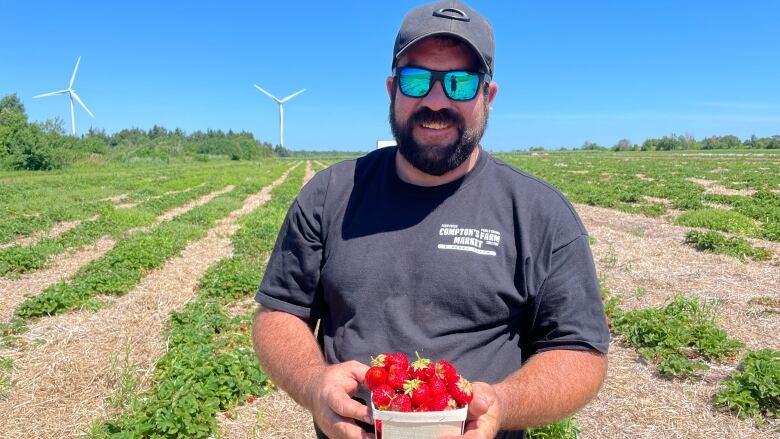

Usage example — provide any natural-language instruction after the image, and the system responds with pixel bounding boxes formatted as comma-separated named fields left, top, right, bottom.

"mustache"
left=409, top=107, right=465, bottom=129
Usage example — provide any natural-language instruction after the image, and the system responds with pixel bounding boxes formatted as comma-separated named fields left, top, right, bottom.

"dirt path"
left=574, top=203, right=780, bottom=437
left=0, top=170, right=293, bottom=438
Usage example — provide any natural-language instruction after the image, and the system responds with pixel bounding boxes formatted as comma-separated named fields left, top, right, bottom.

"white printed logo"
left=437, top=224, right=501, bottom=256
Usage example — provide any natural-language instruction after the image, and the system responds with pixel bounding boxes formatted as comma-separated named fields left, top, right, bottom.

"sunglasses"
left=395, top=66, right=491, bottom=101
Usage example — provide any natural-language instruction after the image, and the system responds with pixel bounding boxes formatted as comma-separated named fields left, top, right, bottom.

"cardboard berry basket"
left=371, top=402, right=468, bottom=439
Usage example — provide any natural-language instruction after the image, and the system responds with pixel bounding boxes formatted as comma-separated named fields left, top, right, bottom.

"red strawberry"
left=375, top=419, right=382, bottom=435
left=246, top=395, right=255, bottom=404
left=364, top=366, right=388, bottom=391
left=428, top=392, right=450, bottom=411
left=427, top=376, right=447, bottom=398
left=409, top=352, right=435, bottom=381
left=386, top=363, right=409, bottom=390
left=224, top=410, right=233, bottom=419
left=448, top=375, right=474, bottom=406
left=403, top=378, right=431, bottom=408
left=372, top=384, right=395, bottom=410
left=435, top=359, right=459, bottom=384
left=389, top=393, right=412, bottom=412
left=414, top=402, right=430, bottom=412
left=385, top=352, right=409, bottom=371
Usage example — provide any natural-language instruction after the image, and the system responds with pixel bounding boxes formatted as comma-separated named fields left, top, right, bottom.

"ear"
left=386, top=76, right=394, bottom=98
left=486, top=82, right=498, bottom=108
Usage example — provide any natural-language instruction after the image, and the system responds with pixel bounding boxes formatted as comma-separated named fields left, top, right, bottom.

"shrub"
left=685, top=230, right=773, bottom=261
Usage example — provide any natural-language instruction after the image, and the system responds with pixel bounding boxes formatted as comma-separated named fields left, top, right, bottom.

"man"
left=252, top=1, right=609, bottom=438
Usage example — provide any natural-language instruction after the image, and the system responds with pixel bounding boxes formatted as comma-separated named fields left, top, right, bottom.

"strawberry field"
left=0, top=152, right=778, bottom=438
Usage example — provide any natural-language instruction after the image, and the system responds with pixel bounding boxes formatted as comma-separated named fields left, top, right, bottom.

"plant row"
left=91, top=163, right=305, bottom=438
left=7, top=163, right=289, bottom=324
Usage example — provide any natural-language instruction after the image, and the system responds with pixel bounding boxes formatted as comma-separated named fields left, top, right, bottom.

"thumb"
left=466, top=382, right=494, bottom=419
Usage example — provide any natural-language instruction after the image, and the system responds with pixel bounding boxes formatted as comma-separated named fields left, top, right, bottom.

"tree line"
left=0, top=93, right=290, bottom=171
left=579, top=133, right=780, bottom=152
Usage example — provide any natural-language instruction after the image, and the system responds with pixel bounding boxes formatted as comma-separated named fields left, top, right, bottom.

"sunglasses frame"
left=394, top=65, right=491, bottom=102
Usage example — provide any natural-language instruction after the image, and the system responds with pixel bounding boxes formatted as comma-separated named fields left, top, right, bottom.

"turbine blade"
left=253, top=84, right=282, bottom=103
left=33, top=89, right=70, bottom=98
left=69, top=56, right=82, bottom=88
left=280, top=88, right=306, bottom=103
left=70, top=91, right=94, bottom=118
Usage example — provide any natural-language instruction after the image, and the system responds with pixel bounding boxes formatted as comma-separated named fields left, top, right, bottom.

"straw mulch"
left=574, top=203, right=780, bottom=438
left=687, top=177, right=757, bottom=196
left=218, top=389, right=316, bottom=439
left=0, top=170, right=293, bottom=438
left=0, top=237, right=115, bottom=322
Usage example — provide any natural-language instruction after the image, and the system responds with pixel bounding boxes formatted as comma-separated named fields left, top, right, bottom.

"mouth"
left=419, top=120, right=453, bottom=130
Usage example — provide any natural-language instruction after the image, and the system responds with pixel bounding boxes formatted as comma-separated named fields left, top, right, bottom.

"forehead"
left=396, top=37, right=480, bottom=71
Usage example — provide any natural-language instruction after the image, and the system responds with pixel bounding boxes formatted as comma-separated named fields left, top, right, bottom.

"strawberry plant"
left=608, top=294, right=743, bottom=378
left=685, top=230, right=773, bottom=261
left=527, top=417, right=578, bottom=439
left=714, top=349, right=780, bottom=422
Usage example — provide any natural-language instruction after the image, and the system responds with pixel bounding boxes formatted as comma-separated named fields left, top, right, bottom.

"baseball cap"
left=392, top=0, right=494, bottom=76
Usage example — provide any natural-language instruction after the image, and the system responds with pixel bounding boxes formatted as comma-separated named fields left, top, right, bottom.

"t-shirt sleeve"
left=528, top=234, right=610, bottom=355
left=254, top=171, right=327, bottom=321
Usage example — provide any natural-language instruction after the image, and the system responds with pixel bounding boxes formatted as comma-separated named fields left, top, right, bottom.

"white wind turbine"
left=253, top=84, right=305, bottom=149
left=34, top=56, right=94, bottom=136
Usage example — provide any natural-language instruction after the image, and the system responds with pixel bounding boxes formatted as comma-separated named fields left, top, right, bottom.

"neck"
left=395, top=147, right=481, bottom=187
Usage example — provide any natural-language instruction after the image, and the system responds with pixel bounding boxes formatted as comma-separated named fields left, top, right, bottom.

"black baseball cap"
left=392, top=0, right=495, bottom=76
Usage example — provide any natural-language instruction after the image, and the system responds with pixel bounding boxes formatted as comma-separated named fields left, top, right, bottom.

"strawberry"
left=386, top=363, right=409, bottom=390
left=403, top=378, right=431, bottom=408
left=364, top=366, right=388, bottom=391
left=371, top=353, right=387, bottom=368
left=427, top=376, right=447, bottom=398
left=375, top=419, right=383, bottom=437
left=428, top=392, right=450, bottom=411
left=435, top=359, right=459, bottom=384
left=384, top=352, right=409, bottom=371
left=372, top=384, right=395, bottom=410
left=246, top=395, right=255, bottom=404
left=224, top=410, right=233, bottom=419
left=448, top=375, right=474, bottom=406
left=409, top=351, right=435, bottom=381
left=389, top=393, right=412, bottom=412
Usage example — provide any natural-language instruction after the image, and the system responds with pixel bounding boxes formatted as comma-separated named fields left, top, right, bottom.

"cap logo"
left=432, top=8, right=470, bottom=22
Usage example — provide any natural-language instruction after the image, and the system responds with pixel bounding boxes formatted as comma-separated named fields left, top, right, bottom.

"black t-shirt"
left=256, top=147, right=609, bottom=439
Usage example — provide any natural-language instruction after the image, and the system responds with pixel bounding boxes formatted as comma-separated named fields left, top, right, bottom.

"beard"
left=389, top=94, right=488, bottom=176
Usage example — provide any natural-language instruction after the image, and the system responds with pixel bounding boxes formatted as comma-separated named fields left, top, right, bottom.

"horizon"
left=3, top=1, right=779, bottom=151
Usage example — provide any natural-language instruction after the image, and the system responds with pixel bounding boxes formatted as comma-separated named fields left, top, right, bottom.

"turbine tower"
left=253, top=85, right=305, bottom=149
left=34, top=56, right=94, bottom=136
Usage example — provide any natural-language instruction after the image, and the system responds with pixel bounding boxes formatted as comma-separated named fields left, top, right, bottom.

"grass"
left=527, top=418, right=578, bottom=439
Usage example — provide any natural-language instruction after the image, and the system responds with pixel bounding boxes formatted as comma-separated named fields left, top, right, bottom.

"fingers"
left=343, top=360, right=371, bottom=385
left=325, top=415, right=375, bottom=439
left=466, top=382, right=494, bottom=420
left=328, top=390, right=372, bottom=425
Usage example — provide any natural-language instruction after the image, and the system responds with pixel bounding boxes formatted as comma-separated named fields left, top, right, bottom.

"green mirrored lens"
left=443, top=71, right=480, bottom=100
left=399, top=67, right=432, bottom=97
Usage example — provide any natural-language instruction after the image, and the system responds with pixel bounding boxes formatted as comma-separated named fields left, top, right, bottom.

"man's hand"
left=308, top=360, right=374, bottom=439
left=441, top=382, right=502, bottom=439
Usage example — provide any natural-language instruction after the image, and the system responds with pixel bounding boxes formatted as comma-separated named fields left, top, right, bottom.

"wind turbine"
left=253, top=85, right=305, bottom=149
left=34, top=56, right=94, bottom=136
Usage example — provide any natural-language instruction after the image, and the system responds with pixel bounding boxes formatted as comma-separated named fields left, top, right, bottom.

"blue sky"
left=3, top=1, right=779, bottom=151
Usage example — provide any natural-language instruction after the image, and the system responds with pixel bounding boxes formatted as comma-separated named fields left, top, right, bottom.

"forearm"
left=493, top=349, right=607, bottom=430
left=252, top=306, right=326, bottom=410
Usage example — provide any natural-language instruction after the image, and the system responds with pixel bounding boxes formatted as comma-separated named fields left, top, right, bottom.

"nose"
left=419, top=79, right=452, bottom=111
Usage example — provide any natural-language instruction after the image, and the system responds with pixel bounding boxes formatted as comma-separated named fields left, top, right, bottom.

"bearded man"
left=252, top=2, right=609, bottom=438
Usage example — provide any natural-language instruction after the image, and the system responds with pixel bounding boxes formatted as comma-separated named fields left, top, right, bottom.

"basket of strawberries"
left=365, top=352, right=473, bottom=439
